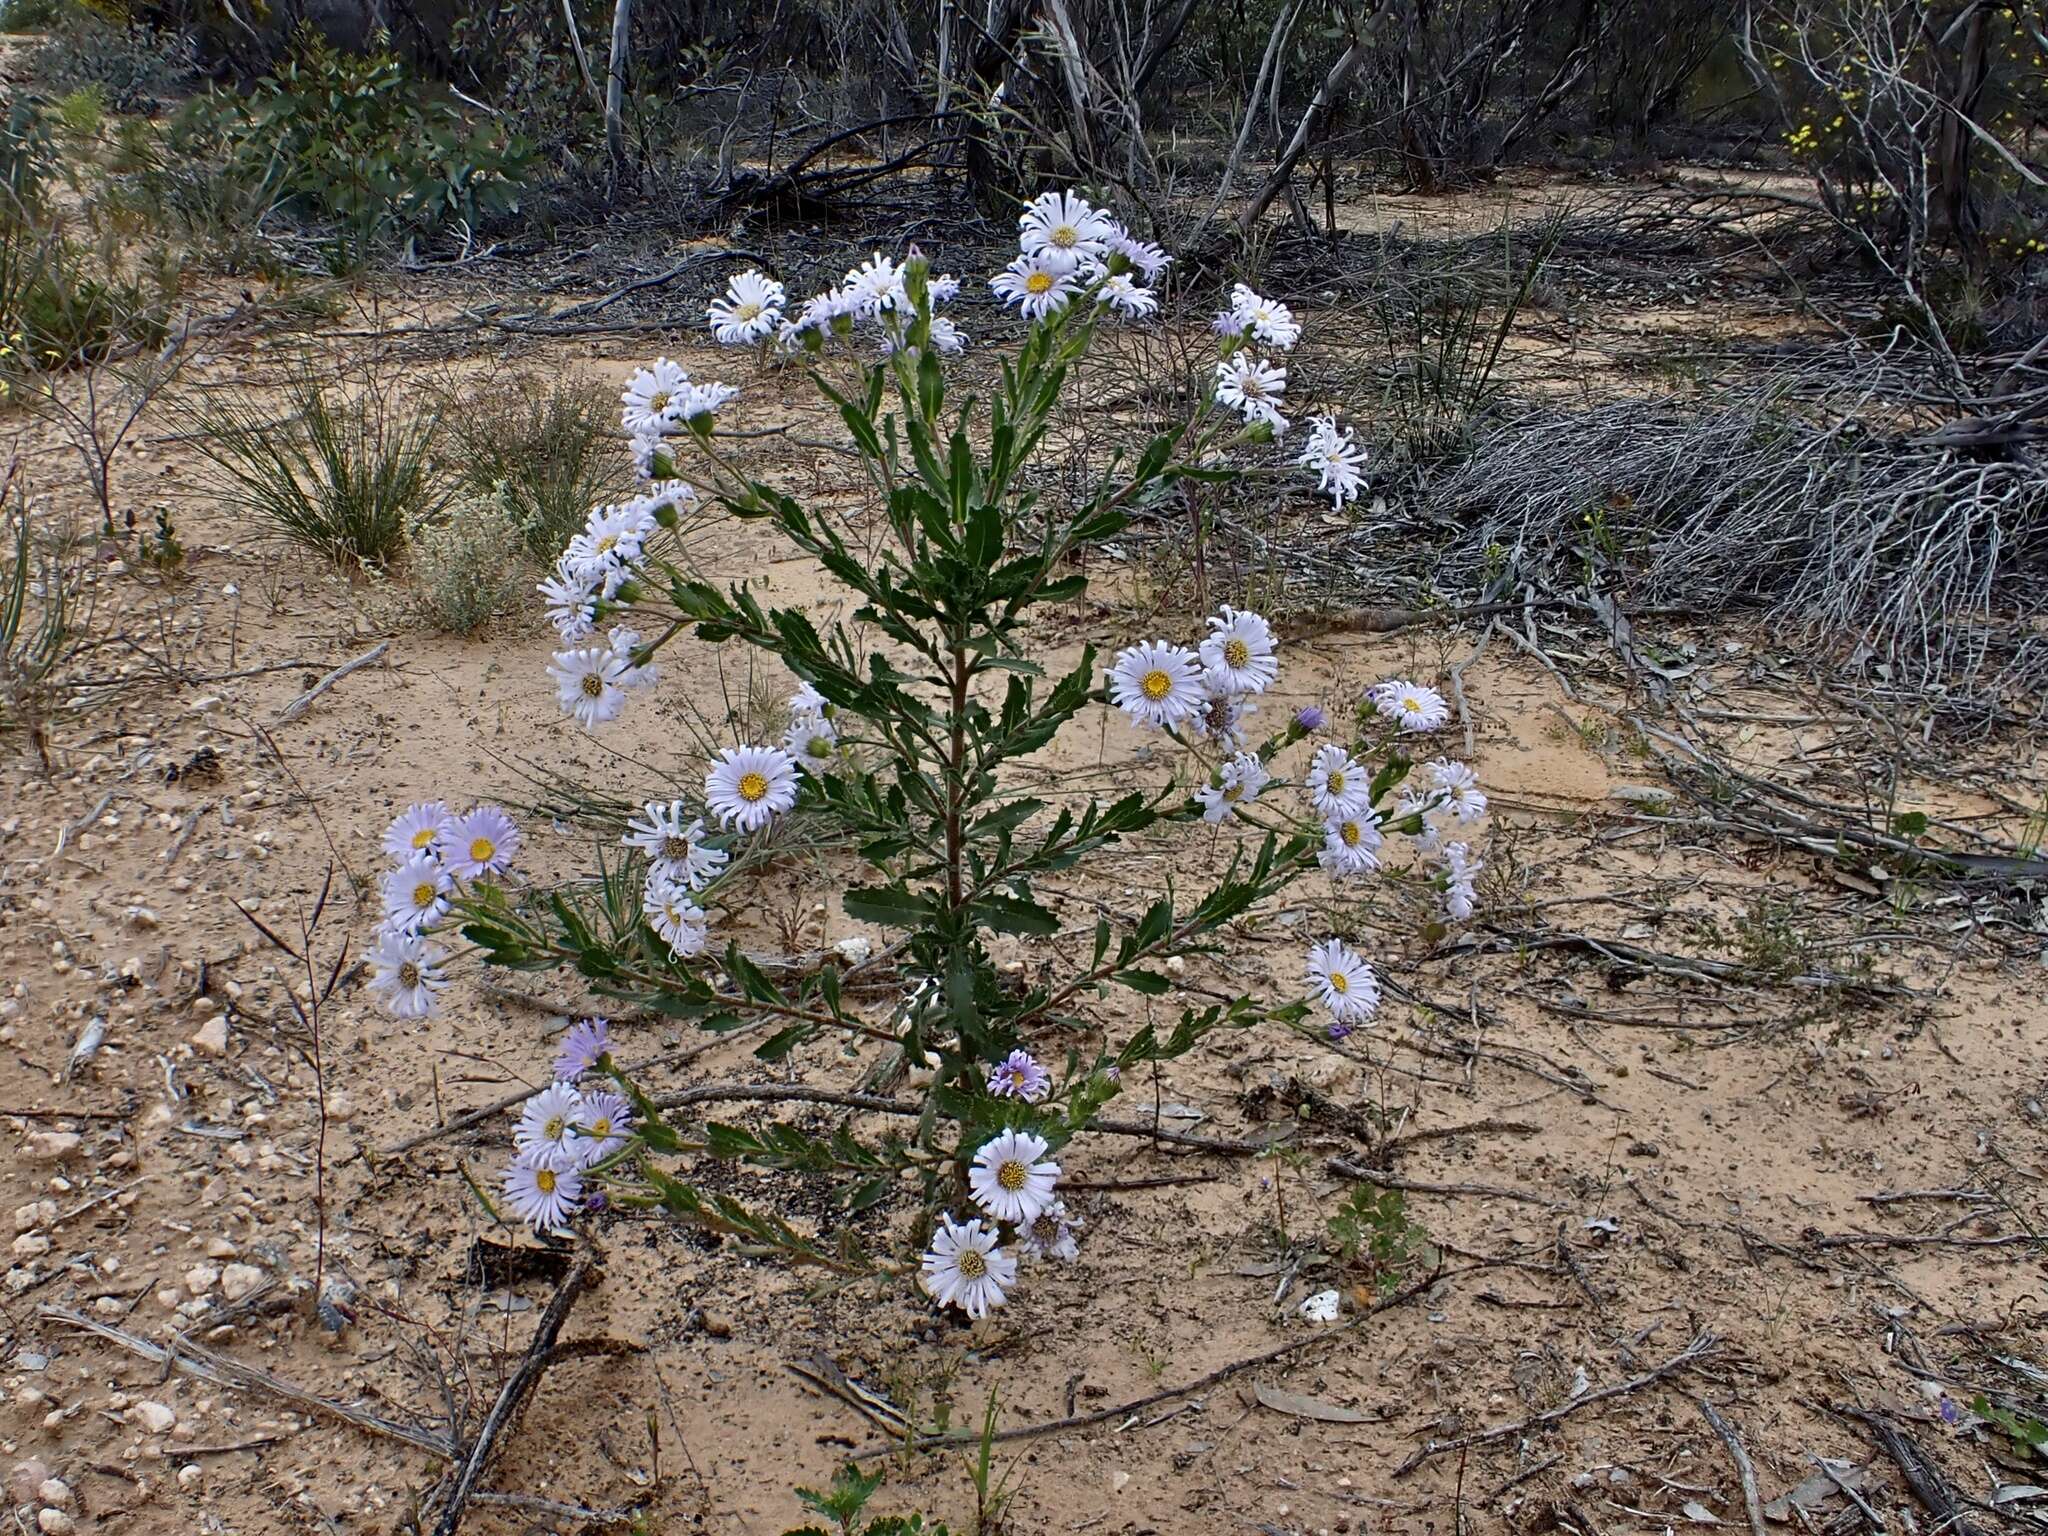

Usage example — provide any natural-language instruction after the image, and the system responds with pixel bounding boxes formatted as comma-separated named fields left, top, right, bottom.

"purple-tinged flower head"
left=1327, top=1021, right=1355, bottom=1041
left=1938, top=1396, right=1964, bottom=1427
left=584, top=1188, right=609, bottom=1214
left=1102, top=1064, right=1121, bottom=1084
left=986, top=1049, right=1053, bottom=1103
left=1294, top=705, right=1326, bottom=734
left=554, top=1017, right=611, bottom=1080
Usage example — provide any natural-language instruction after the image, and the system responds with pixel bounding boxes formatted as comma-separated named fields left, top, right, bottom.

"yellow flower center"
left=1402, top=695, right=1421, bottom=713
left=1223, top=637, right=1250, bottom=669
left=543, top=1114, right=566, bottom=1140
left=997, top=1159, right=1028, bottom=1192
left=738, top=771, right=769, bottom=802
left=412, top=882, right=436, bottom=907
left=649, top=390, right=671, bottom=412
left=581, top=674, right=605, bottom=698
left=535, top=1167, right=557, bottom=1194
left=1223, top=783, right=1244, bottom=802
left=1050, top=225, right=1077, bottom=247
left=469, top=837, right=495, bottom=864
left=1340, top=822, right=1360, bottom=847
left=1326, top=770, right=1345, bottom=795
left=595, top=533, right=618, bottom=553
left=588, top=1116, right=612, bottom=1138
left=397, top=961, right=420, bottom=987
left=410, top=827, right=436, bottom=849
left=661, top=835, right=691, bottom=862
left=1025, top=271, right=1055, bottom=295
left=957, top=1247, right=988, bottom=1278
left=735, top=301, right=762, bottom=321
left=1329, top=971, right=1348, bottom=994
left=1140, top=668, right=1173, bottom=700
left=1242, top=374, right=1266, bottom=397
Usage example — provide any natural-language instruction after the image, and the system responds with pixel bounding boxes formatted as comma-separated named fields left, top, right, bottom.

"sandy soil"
left=1, top=184, right=2044, bottom=1536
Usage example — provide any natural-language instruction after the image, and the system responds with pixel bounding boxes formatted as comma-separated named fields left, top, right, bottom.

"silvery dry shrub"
left=366, top=192, right=1489, bottom=1319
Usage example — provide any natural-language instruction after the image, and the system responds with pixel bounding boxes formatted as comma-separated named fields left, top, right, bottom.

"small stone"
left=36, top=1478, right=69, bottom=1509
left=325, top=1091, right=355, bottom=1123
left=219, top=1263, right=264, bottom=1302
left=24, top=1133, right=81, bottom=1163
left=190, top=1016, right=229, bottom=1057
left=11, top=1233, right=50, bottom=1258
left=698, top=1310, right=732, bottom=1339
left=8, top=1459, right=49, bottom=1504
left=177, top=1463, right=202, bottom=1491
left=182, top=1263, right=220, bottom=1295
left=36, top=1508, right=72, bottom=1535
left=131, top=1400, right=176, bottom=1433
left=92, top=1295, right=125, bottom=1316
left=203, top=1237, right=236, bottom=1259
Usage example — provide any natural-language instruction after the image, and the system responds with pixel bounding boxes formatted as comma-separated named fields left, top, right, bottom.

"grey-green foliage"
left=405, top=491, right=527, bottom=634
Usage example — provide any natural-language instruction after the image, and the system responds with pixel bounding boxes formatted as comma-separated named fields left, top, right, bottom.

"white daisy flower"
left=678, top=380, right=738, bottom=427
left=1229, top=283, right=1303, bottom=350
left=1214, top=354, right=1288, bottom=431
left=636, top=479, right=696, bottom=522
left=368, top=929, right=447, bottom=1018
left=1427, top=759, right=1486, bottom=823
left=503, top=1151, right=582, bottom=1231
left=1212, top=307, right=1249, bottom=338
left=538, top=567, right=600, bottom=643
left=1018, top=1198, right=1081, bottom=1263
left=707, top=268, right=786, bottom=345
left=382, top=802, right=452, bottom=862
left=1200, top=606, right=1279, bottom=695
left=572, top=1088, right=636, bottom=1166
left=1370, top=679, right=1451, bottom=732
left=1306, top=743, right=1372, bottom=820
left=1190, top=686, right=1253, bottom=752
left=1441, top=841, right=1483, bottom=922
left=986, top=1049, right=1052, bottom=1103
left=842, top=252, right=908, bottom=317
left=967, top=1128, right=1060, bottom=1225
left=1318, top=811, right=1383, bottom=877
left=1298, top=415, right=1368, bottom=506
left=789, top=680, right=832, bottom=719
left=607, top=626, right=659, bottom=690
left=1108, top=640, right=1205, bottom=729
left=990, top=252, right=1078, bottom=320
left=1017, top=189, right=1115, bottom=273
left=1194, top=751, right=1270, bottom=822
left=1099, top=273, right=1158, bottom=319
left=564, top=502, right=655, bottom=580
left=1305, top=937, right=1380, bottom=1026
left=622, top=800, right=728, bottom=890
left=919, top=1212, right=1016, bottom=1319
left=642, top=871, right=710, bottom=958
left=548, top=646, right=631, bottom=729
left=620, top=358, right=689, bottom=435
left=782, top=712, right=839, bottom=775
left=446, top=805, right=521, bottom=880
left=382, top=852, right=451, bottom=935
left=515, top=1081, right=585, bottom=1170
left=1107, top=231, right=1171, bottom=283
left=629, top=430, right=670, bottom=481
left=927, top=272, right=962, bottom=304
left=1299, top=1289, right=1341, bottom=1323
left=704, top=744, right=800, bottom=832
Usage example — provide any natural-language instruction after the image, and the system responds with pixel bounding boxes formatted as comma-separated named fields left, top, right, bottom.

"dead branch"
left=275, top=642, right=390, bottom=724
left=432, top=1250, right=601, bottom=1536
left=1696, top=1398, right=1768, bottom=1536
left=1394, top=1332, right=1722, bottom=1475
left=40, top=1306, right=456, bottom=1458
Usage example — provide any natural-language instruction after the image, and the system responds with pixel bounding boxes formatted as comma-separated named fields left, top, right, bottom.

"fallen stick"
left=432, top=1251, right=600, bottom=1536
left=39, top=1306, right=455, bottom=1458
left=853, top=1262, right=1471, bottom=1457
left=1695, top=1397, right=1767, bottom=1536
left=1394, top=1332, right=1721, bottom=1475
left=1841, top=1407, right=1986, bottom=1536
left=276, top=641, right=390, bottom=723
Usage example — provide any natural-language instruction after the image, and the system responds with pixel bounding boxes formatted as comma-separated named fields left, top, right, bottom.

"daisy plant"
left=385, top=191, right=1493, bottom=1317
